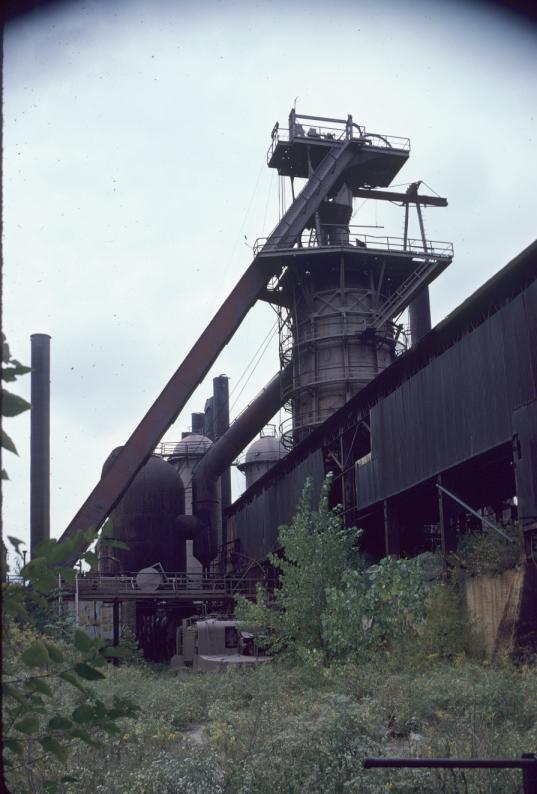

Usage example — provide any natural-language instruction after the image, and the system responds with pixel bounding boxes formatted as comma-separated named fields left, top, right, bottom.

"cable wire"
left=229, top=320, right=278, bottom=400
left=230, top=324, right=278, bottom=415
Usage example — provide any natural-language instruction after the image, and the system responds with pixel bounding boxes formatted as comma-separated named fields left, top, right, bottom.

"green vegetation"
left=236, top=475, right=446, bottom=667
left=3, top=366, right=533, bottom=794
left=5, top=657, right=536, bottom=793
left=451, top=522, right=522, bottom=578
left=2, top=338, right=139, bottom=793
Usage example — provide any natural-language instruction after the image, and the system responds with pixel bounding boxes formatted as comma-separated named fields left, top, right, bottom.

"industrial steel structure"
left=226, top=241, right=537, bottom=566
left=47, top=109, right=536, bottom=660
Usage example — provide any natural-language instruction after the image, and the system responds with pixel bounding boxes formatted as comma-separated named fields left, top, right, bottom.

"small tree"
left=236, top=475, right=432, bottom=667
left=235, top=475, right=360, bottom=665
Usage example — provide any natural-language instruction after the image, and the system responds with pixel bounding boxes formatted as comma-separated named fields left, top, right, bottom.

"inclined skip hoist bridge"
left=57, top=109, right=452, bottom=568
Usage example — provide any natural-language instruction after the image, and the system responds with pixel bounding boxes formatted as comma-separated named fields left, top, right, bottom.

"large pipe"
left=213, top=375, right=231, bottom=560
left=191, top=366, right=291, bottom=565
left=409, top=287, right=432, bottom=346
left=204, top=396, right=214, bottom=440
left=30, top=333, right=51, bottom=557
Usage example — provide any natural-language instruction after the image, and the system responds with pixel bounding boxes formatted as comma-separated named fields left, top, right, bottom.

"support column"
left=340, top=429, right=357, bottom=529
left=213, top=375, right=231, bottom=570
left=383, top=498, right=401, bottom=558
left=112, top=600, right=120, bottom=667
left=438, top=475, right=458, bottom=561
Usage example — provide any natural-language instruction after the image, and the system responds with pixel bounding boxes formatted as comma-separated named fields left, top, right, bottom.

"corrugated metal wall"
left=357, top=280, right=537, bottom=507
left=228, top=448, right=326, bottom=560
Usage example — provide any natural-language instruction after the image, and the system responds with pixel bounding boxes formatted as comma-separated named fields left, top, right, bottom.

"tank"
left=98, top=448, right=185, bottom=574
left=167, top=433, right=213, bottom=573
left=238, top=434, right=286, bottom=489
left=168, top=434, right=213, bottom=514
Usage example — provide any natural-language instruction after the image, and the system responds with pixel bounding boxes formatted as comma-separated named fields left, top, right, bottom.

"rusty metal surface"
left=58, top=255, right=277, bottom=555
left=60, top=140, right=369, bottom=561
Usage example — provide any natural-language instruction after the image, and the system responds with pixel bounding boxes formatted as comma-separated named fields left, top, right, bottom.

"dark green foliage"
left=452, top=522, right=522, bottom=577
left=419, top=583, right=477, bottom=660
left=236, top=475, right=360, bottom=665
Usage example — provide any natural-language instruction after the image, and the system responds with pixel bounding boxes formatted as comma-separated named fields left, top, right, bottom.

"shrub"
left=452, top=522, right=522, bottom=577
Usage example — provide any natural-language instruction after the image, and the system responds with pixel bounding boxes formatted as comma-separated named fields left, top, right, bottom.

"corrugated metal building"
left=226, top=239, right=537, bottom=562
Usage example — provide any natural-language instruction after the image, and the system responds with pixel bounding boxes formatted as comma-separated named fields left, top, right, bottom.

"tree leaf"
left=82, top=551, right=98, bottom=569
left=4, top=595, right=29, bottom=621
left=14, top=716, right=40, bottom=734
left=25, top=677, right=53, bottom=697
left=2, top=428, right=18, bottom=455
left=101, top=722, right=120, bottom=735
left=7, top=535, right=25, bottom=552
left=2, top=389, right=31, bottom=417
left=2, top=338, right=11, bottom=363
left=3, top=738, right=24, bottom=755
left=71, top=728, right=102, bottom=748
left=100, top=538, right=130, bottom=551
left=3, top=682, right=29, bottom=705
left=102, top=646, right=129, bottom=658
left=44, top=642, right=64, bottom=664
left=39, top=736, right=70, bottom=763
left=73, top=629, right=94, bottom=653
left=49, top=716, right=73, bottom=731
left=72, top=704, right=95, bottom=724
left=74, top=662, right=105, bottom=681
left=59, top=671, right=88, bottom=693
left=21, top=641, right=49, bottom=668
left=11, top=359, right=32, bottom=376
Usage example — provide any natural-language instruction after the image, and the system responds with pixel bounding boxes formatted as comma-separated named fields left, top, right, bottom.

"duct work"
left=177, top=366, right=291, bottom=566
left=409, top=287, right=432, bottom=345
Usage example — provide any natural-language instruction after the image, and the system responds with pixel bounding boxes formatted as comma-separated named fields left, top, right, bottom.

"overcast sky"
left=3, top=0, right=536, bottom=553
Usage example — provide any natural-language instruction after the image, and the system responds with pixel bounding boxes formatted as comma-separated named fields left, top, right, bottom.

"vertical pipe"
left=191, top=412, right=205, bottom=435
left=409, top=287, right=432, bottom=346
left=213, top=375, right=231, bottom=568
left=403, top=203, right=409, bottom=251
left=522, top=754, right=537, bottom=794
left=204, top=397, right=214, bottom=440
left=30, top=333, right=51, bottom=557
left=75, top=572, right=79, bottom=626
left=112, top=600, right=120, bottom=666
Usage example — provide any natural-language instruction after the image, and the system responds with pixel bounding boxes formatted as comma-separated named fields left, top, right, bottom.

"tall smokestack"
left=30, top=333, right=51, bottom=557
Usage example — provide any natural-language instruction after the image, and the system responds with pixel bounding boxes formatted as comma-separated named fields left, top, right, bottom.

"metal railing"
left=62, top=571, right=262, bottom=597
left=154, top=440, right=211, bottom=458
left=267, top=121, right=410, bottom=163
left=363, top=755, right=537, bottom=793
left=6, top=574, right=25, bottom=586
left=254, top=231, right=453, bottom=258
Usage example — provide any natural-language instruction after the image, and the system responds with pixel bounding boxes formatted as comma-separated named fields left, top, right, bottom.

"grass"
left=9, top=655, right=536, bottom=793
